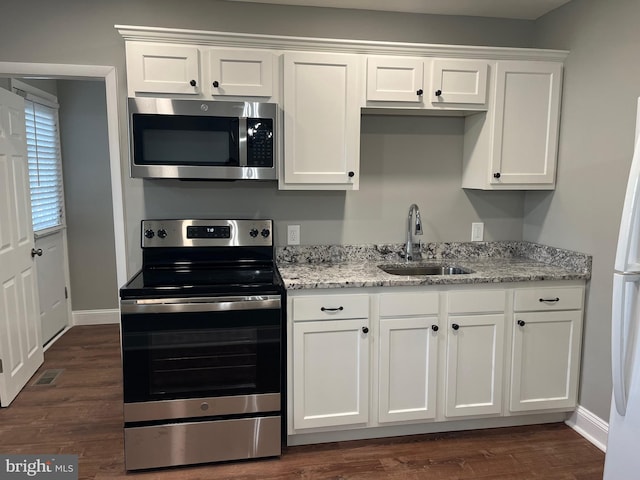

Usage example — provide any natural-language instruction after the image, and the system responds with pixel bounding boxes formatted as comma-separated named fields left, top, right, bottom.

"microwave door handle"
left=238, top=117, right=247, bottom=167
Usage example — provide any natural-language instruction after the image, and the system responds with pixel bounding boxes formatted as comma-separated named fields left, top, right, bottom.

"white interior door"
left=0, top=87, right=44, bottom=406
left=36, top=230, right=69, bottom=343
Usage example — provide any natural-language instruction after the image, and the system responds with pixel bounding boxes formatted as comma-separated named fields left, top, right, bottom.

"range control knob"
left=261, top=229, right=271, bottom=238
left=144, top=229, right=155, bottom=239
left=249, top=228, right=259, bottom=238
left=157, top=229, right=167, bottom=239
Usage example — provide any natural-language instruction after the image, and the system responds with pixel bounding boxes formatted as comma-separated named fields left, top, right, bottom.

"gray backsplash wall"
left=144, top=115, right=525, bottom=247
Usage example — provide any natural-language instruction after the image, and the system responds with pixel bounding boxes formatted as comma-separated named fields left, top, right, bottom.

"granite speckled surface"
left=276, top=241, right=591, bottom=290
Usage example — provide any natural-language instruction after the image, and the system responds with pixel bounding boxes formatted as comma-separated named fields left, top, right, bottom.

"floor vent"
left=32, top=369, right=64, bottom=386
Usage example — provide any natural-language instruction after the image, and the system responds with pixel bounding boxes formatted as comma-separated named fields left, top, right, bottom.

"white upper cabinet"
left=282, top=52, right=361, bottom=190
left=366, top=56, right=425, bottom=103
left=431, top=59, right=489, bottom=106
left=126, top=43, right=201, bottom=96
left=463, top=60, right=563, bottom=190
left=365, top=56, right=489, bottom=111
left=208, top=49, right=275, bottom=97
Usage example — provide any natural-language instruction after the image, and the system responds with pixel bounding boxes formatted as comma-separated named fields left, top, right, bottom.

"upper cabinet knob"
left=493, top=172, right=501, bottom=179
left=212, top=80, right=219, bottom=88
left=435, top=89, right=442, bottom=97
left=190, top=79, right=197, bottom=87
left=416, top=89, right=424, bottom=96
left=517, top=320, right=526, bottom=327
left=452, top=323, right=460, bottom=331
left=348, top=171, right=355, bottom=178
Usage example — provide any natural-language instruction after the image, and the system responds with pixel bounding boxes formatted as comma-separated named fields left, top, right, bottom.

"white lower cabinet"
left=291, top=294, right=370, bottom=430
left=288, top=283, right=584, bottom=441
left=509, top=287, right=584, bottom=412
left=378, top=292, right=439, bottom=423
left=445, top=290, right=506, bottom=418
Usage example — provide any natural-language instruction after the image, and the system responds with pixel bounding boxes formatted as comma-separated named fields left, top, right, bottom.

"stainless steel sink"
left=378, top=264, right=473, bottom=276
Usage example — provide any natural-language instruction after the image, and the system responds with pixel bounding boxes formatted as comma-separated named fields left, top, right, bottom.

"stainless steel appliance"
left=128, top=98, right=277, bottom=180
left=119, top=219, right=284, bottom=471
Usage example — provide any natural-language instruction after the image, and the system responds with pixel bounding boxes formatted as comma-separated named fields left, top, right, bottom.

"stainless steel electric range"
left=119, top=219, right=284, bottom=471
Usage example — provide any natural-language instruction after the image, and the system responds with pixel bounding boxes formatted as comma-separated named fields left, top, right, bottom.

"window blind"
left=24, top=99, right=64, bottom=232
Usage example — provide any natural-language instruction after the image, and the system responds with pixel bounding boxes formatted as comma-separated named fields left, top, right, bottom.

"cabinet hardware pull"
left=493, top=172, right=501, bottom=179
left=212, top=80, right=219, bottom=88
left=362, top=326, right=369, bottom=334
left=452, top=323, right=460, bottom=331
left=189, top=79, right=197, bottom=87
left=321, top=306, right=344, bottom=312
left=539, top=297, right=560, bottom=303
left=31, top=248, right=43, bottom=257
left=416, top=89, right=424, bottom=96
left=435, top=89, right=442, bottom=97
left=431, top=325, right=439, bottom=332
left=348, top=171, right=355, bottom=178
left=517, top=320, right=526, bottom=327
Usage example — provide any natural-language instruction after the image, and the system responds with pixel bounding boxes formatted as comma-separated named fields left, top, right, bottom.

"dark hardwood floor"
left=0, top=325, right=604, bottom=479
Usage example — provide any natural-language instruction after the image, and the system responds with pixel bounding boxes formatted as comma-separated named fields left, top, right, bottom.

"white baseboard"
left=72, top=308, right=119, bottom=326
left=565, top=405, right=608, bottom=452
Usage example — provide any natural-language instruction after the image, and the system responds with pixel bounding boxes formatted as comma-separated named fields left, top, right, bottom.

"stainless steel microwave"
left=128, top=98, right=277, bottom=180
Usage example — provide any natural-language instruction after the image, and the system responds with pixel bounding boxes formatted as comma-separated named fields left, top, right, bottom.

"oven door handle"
left=120, top=295, right=281, bottom=314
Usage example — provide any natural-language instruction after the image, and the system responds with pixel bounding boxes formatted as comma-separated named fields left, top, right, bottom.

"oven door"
left=120, top=295, right=281, bottom=417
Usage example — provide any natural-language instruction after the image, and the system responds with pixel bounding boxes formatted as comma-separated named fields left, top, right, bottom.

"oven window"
left=121, top=309, right=280, bottom=403
left=132, top=114, right=240, bottom=167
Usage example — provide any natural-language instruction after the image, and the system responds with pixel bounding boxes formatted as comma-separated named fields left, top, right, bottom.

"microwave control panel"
left=247, top=118, right=274, bottom=168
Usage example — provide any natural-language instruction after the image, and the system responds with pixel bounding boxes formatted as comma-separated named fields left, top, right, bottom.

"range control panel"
left=141, top=219, right=273, bottom=248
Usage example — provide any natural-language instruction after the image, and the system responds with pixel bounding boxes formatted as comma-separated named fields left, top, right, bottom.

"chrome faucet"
left=405, top=203, right=423, bottom=261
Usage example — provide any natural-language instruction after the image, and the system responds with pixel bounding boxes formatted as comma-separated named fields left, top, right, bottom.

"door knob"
left=31, top=248, right=43, bottom=257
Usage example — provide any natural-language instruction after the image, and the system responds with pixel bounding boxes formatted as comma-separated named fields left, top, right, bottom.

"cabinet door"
left=209, top=49, right=274, bottom=97
left=490, top=61, right=562, bottom=186
left=282, top=52, right=361, bottom=189
left=510, top=310, right=582, bottom=412
left=366, top=56, right=424, bottom=102
left=445, top=314, right=505, bottom=417
left=126, top=43, right=200, bottom=95
left=292, top=318, right=369, bottom=429
left=379, top=317, right=438, bottom=423
left=431, top=59, right=488, bottom=105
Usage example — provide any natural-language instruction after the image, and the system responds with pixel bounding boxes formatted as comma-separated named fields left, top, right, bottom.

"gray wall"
left=0, top=0, right=537, bottom=278
left=57, top=80, right=118, bottom=310
left=527, top=0, right=640, bottom=420
left=0, top=0, right=618, bottom=426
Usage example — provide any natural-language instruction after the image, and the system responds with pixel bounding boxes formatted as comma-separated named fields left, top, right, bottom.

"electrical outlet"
left=471, top=222, right=484, bottom=242
left=287, top=225, right=300, bottom=245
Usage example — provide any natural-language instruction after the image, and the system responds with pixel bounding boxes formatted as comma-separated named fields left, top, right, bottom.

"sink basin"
left=378, top=264, right=473, bottom=276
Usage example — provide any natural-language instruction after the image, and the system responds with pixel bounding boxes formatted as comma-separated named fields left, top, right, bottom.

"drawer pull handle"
left=321, top=306, right=344, bottom=312
left=452, top=323, right=460, bottom=331
left=517, top=320, right=526, bottom=327
left=539, top=297, right=560, bottom=303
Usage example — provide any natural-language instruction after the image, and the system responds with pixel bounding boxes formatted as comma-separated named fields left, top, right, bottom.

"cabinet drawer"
left=292, top=294, right=369, bottom=321
left=514, top=286, right=583, bottom=312
left=448, top=290, right=505, bottom=314
left=379, top=292, right=439, bottom=317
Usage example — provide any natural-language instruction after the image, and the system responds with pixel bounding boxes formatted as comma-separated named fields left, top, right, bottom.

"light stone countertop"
left=276, top=241, right=591, bottom=290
